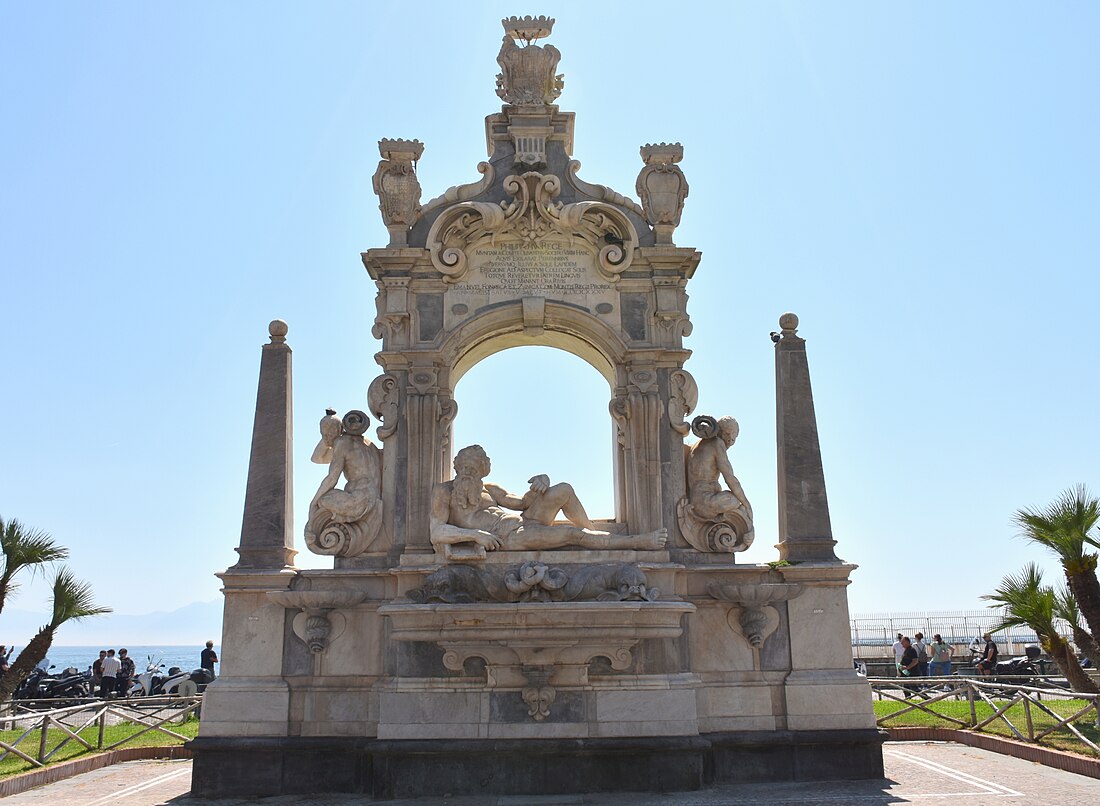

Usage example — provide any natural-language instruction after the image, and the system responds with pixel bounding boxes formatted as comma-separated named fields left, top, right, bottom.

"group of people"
left=90, top=641, right=218, bottom=698
left=91, top=648, right=137, bottom=697
left=892, top=632, right=959, bottom=677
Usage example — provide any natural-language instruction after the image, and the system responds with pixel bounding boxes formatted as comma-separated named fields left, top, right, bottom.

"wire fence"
left=850, top=609, right=1072, bottom=658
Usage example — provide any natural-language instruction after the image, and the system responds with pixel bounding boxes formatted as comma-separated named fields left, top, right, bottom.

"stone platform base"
left=187, top=729, right=886, bottom=798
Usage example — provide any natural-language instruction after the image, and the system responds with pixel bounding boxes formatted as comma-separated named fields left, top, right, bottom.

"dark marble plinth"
left=187, top=729, right=886, bottom=798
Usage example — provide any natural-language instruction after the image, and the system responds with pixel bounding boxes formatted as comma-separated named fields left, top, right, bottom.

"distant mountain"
left=0, top=599, right=223, bottom=646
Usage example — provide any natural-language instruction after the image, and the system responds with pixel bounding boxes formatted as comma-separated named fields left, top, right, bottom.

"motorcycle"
left=129, top=659, right=214, bottom=696
left=968, top=640, right=1042, bottom=690
left=13, top=665, right=92, bottom=700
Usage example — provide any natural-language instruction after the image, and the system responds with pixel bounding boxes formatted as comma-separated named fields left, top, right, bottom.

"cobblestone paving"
left=4, top=742, right=1100, bottom=805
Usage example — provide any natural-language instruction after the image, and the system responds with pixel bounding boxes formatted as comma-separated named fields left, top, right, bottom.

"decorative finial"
left=373, top=140, right=424, bottom=246
left=636, top=143, right=689, bottom=245
left=268, top=319, right=289, bottom=343
left=495, top=16, right=564, bottom=105
left=502, top=15, right=555, bottom=43
left=640, top=143, right=684, bottom=165
left=779, top=312, right=799, bottom=334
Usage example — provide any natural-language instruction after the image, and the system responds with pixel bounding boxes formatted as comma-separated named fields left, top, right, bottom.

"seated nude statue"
left=304, top=409, right=383, bottom=556
left=685, top=416, right=753, bottom=524
left=430, top=444, right=667, bottom=552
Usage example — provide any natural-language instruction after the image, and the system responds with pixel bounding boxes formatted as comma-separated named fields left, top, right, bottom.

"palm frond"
left=48, top=567, right=111, bottom=629
left=1013, top=485, right=1100, bottom=565
left=1054, top=586, right=1082, bottom=628
left=982, top=563, right=1058, bottom=635
left=1, top=516, right=68, bottom=578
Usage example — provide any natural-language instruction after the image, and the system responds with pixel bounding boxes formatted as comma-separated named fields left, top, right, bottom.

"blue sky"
left=2, top=2, right=1098, bottom=642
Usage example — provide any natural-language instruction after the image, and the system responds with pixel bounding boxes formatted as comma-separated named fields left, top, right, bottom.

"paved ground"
left=4, top=742, right=1100, bottom=805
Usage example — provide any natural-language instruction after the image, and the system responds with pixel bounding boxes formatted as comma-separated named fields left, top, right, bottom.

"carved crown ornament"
left=496, top=16, right=564, bottom=106
left=425, top=171, right=637, bottom=283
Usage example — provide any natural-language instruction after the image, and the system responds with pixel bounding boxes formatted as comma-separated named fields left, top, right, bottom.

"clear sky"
left=2, top=2, right=1098, bottom=642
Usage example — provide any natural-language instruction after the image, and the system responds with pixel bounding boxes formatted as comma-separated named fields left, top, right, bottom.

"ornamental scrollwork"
left=425, top=172, right=637, bottom=284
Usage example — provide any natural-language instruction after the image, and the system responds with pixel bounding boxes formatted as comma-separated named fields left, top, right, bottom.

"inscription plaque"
left=465, top=242, right=606, bottom=295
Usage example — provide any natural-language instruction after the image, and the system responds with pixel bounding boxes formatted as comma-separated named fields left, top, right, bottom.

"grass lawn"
left=873, top=695, right=1100, bottom=758
left=0, top=715, right=199, bottom=778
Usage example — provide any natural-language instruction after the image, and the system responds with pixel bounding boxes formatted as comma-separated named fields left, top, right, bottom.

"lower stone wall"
left=187, top=729, right=886, bottom=798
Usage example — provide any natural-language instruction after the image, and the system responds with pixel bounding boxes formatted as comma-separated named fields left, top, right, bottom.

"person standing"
left=91, top=650, right=106, bottom=692
left=977, top=632, right=999, bottom=676
left=117, top=648, right=135, bottom=697
left=0, top=645, right=12, bottom=675
left=201, top=641, right=218, bottom=678
left=913, top=632, right=929, bottom=677
left=891, top=633, right=905, bottom=677
left=99, top=649, right=121, bottom=698
left=929, top=634, right=953, bottom=677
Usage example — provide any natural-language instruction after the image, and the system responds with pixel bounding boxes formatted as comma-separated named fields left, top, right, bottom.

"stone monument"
left=189, top=16, right=883, bottom=798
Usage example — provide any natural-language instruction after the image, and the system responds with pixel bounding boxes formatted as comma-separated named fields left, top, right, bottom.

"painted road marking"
left=886, top=749, right=1025, bottom=797
left=84, top=764, right=191, bottom=806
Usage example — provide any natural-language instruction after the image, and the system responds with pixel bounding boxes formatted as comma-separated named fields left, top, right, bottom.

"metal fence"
left=0, top=695, right=200, bottom=769
left=850, top=609, right=1071, bottom=658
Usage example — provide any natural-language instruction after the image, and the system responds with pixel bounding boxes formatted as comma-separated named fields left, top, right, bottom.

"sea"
left=22, top=645, right=217, bottom=676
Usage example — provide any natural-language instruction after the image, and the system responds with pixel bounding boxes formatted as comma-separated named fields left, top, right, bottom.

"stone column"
left=774, top=313, right=840, bottom=563
left=229, top=320, right=297, bottom=570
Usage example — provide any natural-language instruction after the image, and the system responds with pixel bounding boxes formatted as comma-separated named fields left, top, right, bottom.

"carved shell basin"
left=706, top=582, right=803, bottom=606
left=378, top=601, right=694, bottom=645
left=266, top=590, right=367, bottom=611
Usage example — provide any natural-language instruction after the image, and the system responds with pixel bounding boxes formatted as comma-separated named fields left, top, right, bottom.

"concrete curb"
left=888, top=726, right=1100, bottom=780
left=0, top=745, right=191, bottom=798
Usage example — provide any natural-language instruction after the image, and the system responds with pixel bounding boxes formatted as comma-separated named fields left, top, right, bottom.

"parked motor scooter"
left=128, top=658, right=167, bottom=697
left=13, top=665, right=54, bottom=699
left=42, top=666, right=92, bottom=699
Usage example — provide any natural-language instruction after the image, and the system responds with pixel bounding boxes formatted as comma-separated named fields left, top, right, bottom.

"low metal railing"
left=869, top=677, right=1100, bottom=753
left=0, top=695, right=200, bottom=768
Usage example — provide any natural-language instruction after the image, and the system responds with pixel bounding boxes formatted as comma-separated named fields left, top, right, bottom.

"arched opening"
left=452, top=345, right=618, bottom=520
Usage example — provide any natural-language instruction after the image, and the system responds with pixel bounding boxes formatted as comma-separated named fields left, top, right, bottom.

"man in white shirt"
left=100, top=649, right=122, bottom=698
left=892, top=633, right=905, bottom=677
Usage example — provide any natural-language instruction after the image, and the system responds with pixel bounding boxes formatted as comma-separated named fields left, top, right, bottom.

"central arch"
left=442, top=300, right=629, bottom=389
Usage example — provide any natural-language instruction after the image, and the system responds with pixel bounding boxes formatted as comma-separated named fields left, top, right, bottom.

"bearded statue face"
left=452, top=445, right=490, bottom=508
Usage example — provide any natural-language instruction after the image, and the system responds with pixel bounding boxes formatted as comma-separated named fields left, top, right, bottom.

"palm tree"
left=1014, top=485, right=1100, bottom=644
left=983, top=563, right=1097, bottom=693
left=0, top=568, right=111, bottom=701
left=0, top=515, right=68, bottom=614
left=1055, top=587, right=1100, bottom=669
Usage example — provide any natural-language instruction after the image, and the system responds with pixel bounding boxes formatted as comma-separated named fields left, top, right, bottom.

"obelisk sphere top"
left=779, top=312, right=799, bottom=333
left=269, top=319, right=289, bottom=343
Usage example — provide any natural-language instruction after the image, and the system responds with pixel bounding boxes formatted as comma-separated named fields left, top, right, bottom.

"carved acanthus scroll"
left=668, top=369, right=699, bottom=435
left=419, top=161, right=495, bottom=218
left=426, top=172, right=636, bottom=283
left=367, top=373, right=401, bottom=440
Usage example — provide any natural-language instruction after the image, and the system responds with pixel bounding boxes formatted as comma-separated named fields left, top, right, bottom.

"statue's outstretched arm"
left=485, top=482, right=527, bottom=511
